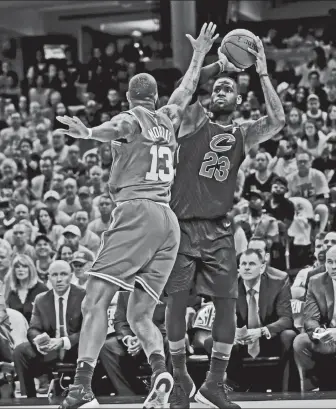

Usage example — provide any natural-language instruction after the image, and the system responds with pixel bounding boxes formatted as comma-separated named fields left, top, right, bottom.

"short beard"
left=210, top=102, right=236, bottom=118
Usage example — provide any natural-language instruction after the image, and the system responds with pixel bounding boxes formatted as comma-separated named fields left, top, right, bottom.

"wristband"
left=87, top=128, right=93, bottom=139
left=217, top=60, right=225, bottom=73
left=259, top=73, right=269, bottom=78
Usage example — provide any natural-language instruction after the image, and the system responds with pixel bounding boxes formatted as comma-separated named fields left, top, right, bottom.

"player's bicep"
left=158, top=104, right=183, bottom=133
left=242, top=116, right=283, bottom=153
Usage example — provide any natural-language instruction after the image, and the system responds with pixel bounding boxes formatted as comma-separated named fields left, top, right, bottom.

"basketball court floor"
left=1, top=392, right=336, bottom=408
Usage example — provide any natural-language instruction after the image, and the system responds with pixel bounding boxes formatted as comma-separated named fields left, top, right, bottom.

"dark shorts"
left=87, top=199, right=180, bottom=303
left=165, top=217, right=238, bottom=299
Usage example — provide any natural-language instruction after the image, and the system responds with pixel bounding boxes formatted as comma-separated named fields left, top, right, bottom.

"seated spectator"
left=61, top=225, right=93, bottom=255
left=99, top=291, right=170, bottom=396
left=55, top=244, right=74, bottom=264
left=6, top=254, right=48, bottom=322
left=32, top=123, right=52, bottom=155
left=291, top=233, right=326, bottom=300
left=58, top=178, right=81, bottom=217
left=284, top=108, right=304, bottom=140
left=12, top=171, right=38, bottom=208
left=312, top=131, right=336, bottom=188
left=61, top=144, right=87, bottom=186
left=70, top=250, right=94, bottom=289
left=43, top=130, right=69, bottom=168
left=13, top=260, right=85, bottom=397
left=50, top=173, right=66, bottom=199
left=28, top=74, right=50, bottom=109
left=293, top=245, right=336, bottom=391
left=83, top=150, right=100, bottom=173
left=35, top=207, right=63, bottom=249
left=200, top=249, right=296, bottom=391
left=287, top=152, right=330, bottom=233
left=88, top=165, right=105, bottom=200
left=0, top=158, right=18, bottom=190
left=88, top=195, right=114, bottom=238
left=0, top=244, right=11, bottom=283
left=31, top=156, right=54, bottom=201
left=302, top=94, right=327, bottom=125
left=73, top=210, right=100, bottom=254
left=248, top=237, right=288, bottom=281
left=242, top=152, right=276, bottom=201
left=0, top=113, right=28, bottom=156
left=0, top=198, right=15, bottom=239
left=268, top=139, right=298, bottom=179
left=43, top=190, right=71, bottom=228
left=3, top=204, right=31, bottom=245
left=234, top=190, right=279, bottom=249
left=297, top=120, right=328, bottom=159
left=76, top=186, right=100, bottom=222
left=34, top=234, right=54, bottom=286
left=11, top=222, right=36, bottom=261
left=26, top=101, right=51, bottom=131
left=288, top=197, right=315, bottom=269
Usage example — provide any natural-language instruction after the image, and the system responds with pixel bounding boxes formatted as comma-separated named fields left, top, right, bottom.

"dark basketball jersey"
left=171, top=101, right=245, bottom=220
left=108, top=106, right=176, bottom=204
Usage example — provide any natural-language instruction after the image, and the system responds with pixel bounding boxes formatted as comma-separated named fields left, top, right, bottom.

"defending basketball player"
left=166, top=36, right=286, bottom=409
left=55, top=23, right=218, bottom=409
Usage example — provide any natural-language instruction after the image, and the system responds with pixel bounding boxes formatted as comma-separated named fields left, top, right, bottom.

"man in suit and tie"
left=226, top=248, right=296, bottom=391
left=99, top=291, right=170, bottom=396
left=13, top=260, right=85, bottom=397
left=293, top=245, right=336, bottom=391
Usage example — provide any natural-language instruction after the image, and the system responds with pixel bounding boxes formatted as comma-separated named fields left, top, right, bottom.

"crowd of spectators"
left=0, top=21, right=336, bottom=399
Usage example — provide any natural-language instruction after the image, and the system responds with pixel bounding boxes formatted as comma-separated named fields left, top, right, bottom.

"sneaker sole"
left=62, top=398, right=99, bottom=409
left=143, top=372, right=174, bottom=409
left=194, top=391, right=219, bottom=408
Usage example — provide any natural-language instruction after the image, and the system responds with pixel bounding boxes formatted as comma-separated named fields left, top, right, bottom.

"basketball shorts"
left=165, top=217, right=238, bottom=299
left=87, top=199, right=180, bottom=303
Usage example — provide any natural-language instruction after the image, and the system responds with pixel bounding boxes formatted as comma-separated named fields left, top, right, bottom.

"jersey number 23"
left=199, top=152, right=230, bottom=182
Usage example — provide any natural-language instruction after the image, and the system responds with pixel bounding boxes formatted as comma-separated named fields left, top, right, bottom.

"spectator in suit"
left=31, top=157, right=54, bottom=201
left=226, top=249, right=295, bottom=391
left=248, top=238, right=288, bottom=281
left=13, top=260, right=85, bottom=397
left=293, top=245, right=336, bottom=391
left=99, top=291, right=171, bottom=395
left=6, top=254, right=48, bottom=322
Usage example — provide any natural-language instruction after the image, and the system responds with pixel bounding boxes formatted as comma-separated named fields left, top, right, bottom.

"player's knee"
left=166, top=290, right=190, bottom=312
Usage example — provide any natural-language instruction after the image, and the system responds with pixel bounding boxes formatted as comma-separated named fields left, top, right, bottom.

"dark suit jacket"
left=305, top=264, right=325, bottom=292
left=114, top=292, right=166, bottom=342
left=237, top=274, right=293, bottom=338
left=304, top=272, right=334, bottom=340
left=27, top=284, right=85, bottom=348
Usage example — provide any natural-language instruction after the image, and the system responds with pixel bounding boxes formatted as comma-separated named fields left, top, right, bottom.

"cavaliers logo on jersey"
left=209, top=133, right=236, bottom=153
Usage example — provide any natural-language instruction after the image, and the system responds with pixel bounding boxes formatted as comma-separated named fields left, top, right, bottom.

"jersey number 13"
left=146, top=145, right=174, bottom=182
left=199, top=152, right=230, bottom=182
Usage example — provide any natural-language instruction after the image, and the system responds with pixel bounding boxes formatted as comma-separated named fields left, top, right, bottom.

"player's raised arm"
left=242, top=36, right=286, bottom=151
left=56, top=112, right=139, bottom=143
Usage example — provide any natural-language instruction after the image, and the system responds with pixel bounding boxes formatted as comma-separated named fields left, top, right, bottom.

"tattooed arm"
left=162, top=23, right=218, bottom=131
left=241, top=37, right=286, bottom=152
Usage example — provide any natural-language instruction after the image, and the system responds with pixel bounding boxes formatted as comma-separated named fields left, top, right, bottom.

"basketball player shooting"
left=56, top=23, right=219, bottom=409
left=165, top=36, right=286, bottom=409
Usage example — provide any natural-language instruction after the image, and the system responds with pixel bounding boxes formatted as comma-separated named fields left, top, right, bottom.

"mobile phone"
left=34, top=333, right=50, bottom=346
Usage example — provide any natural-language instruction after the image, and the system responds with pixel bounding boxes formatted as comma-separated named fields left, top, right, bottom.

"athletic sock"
left=149, top=352, right=166, bottom=376
left=207, top=349, right=230, bottom=383
left=73, top=360, right=96, bottom=391
left=170, top=346, right=188, bottom=378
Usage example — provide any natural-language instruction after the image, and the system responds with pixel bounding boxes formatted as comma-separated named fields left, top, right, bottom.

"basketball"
left=220, top=29, right=258, bottom=69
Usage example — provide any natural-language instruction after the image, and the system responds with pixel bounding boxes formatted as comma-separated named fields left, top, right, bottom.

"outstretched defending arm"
left=56, top=112, right=139, bottom=143
left=242, top=36, right=286, bottom=152
left=159, top=22, right=219, bottom=131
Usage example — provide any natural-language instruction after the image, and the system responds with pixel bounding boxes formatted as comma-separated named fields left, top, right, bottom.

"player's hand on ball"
left=186, top=22, right=219, bottom=55
left=56, top=115, right=90, bottom=139
left=247, top=36, right=268, bottom=76
left=217, top=47, right=242, bottom=72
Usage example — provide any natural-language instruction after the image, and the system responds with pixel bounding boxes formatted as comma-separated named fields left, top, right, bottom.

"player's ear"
left=126, top=91, right=130, bottom=103
left=265, top=252, right=270, bottom=264
left=154, top=92, right=159, bottom=103
left=236, top=94, right=242, bottom=105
